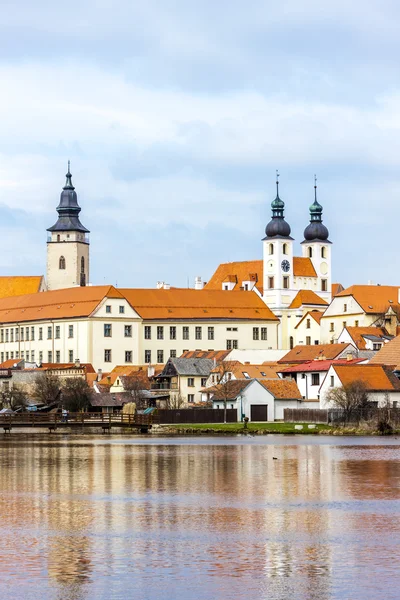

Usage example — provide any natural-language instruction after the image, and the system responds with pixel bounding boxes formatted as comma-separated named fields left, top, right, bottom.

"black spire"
left=303, top=176, right=329, bottom=242
left=47, top=162, right=90, bottom=233
left=264, top=171, right=292, bottom=239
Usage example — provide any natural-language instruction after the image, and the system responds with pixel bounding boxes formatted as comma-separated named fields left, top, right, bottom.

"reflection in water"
left=0, top=436, right=399, bottom=600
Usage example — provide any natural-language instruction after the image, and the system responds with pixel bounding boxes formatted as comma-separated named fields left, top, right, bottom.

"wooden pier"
left=0, top=412, right=156, bottom=434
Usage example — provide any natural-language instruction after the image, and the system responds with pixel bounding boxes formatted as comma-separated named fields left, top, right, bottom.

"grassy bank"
left=159, top=422, right=332, bottom=434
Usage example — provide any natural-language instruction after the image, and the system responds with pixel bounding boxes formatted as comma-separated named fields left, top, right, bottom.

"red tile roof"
left=289, top=291, right=328, bottom=309
left=293, top=257, right=317, bottom=277
left=333, top=364, right=400, bottom=391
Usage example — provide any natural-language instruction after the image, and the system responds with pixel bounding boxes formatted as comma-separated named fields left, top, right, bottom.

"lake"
left=0, top=434, right=399, bottom=600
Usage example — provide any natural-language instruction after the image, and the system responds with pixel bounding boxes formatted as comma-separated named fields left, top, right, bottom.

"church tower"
left=46, top=163, right=90, bottom=291
left=262, top=173, right=294, bottom=309
left=301, top=177, right=331, bottom=302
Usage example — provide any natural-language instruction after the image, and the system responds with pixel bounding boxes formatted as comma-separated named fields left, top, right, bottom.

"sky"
left=0, top=0, right=400, bottom=289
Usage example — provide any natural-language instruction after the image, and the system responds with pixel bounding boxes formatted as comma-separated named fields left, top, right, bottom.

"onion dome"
left=303, top=178, right=329, bottom=241
left=47, top=162, right=90, bottom=233
left=264, top=173, right=292, bottom=238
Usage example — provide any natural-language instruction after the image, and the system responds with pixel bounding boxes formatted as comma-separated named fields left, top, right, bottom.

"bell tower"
left=46, top=162, right=90, bottom=291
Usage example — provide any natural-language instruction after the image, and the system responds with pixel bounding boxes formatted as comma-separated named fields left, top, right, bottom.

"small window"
left=330, top=376, right=334, bottom=387
left=243, top=371, right=250, bottom=379
left=56, top=351, right=61, bottom=363
left=269, top=243, right=274, bottom=255
left=69, top=350, right=73, bottom=362
left=57, top=234, right=60, bottom=242
left=25, top=327, right=29, bottom=341
left=187, top=394, right=195, bottom=403
left=31, top=327, right=35, bottom=341
left=105, top=305, right=112, bottom=314
left=144, top=326, right=151, bottom=340
left=0, top=330, right=3, bottom=343
left=119, top=305, right=125, bottom=314
left=157, top=326, right=164, bottom=340
left=308, top=247, right=312, bottom=258
left=373, top=343, right=382, bottom=351
left=201, top=377, right=207, bottom=387
left=39, top=327, right=43, bottom=340
left=170, top=349, right=177, bottom=358
left=5, top=329, right=8, bottom=343
left=289, top=336, right=294, bottom=349
left=104, top=349, right=112, bottom=363
left=306, top=336, right=311, bottom=345
left=10, top=352, right=13, bottom=359
left=124, top=325, right=132, bottom=337
left=55, top=325, right=60, bottom=339
left=170, top=326, right=176, bottom=340
left=226, top=340, right=232, bottom=350
left=321, top=247, right=326, bottom=259
left=59, top=256, right=66, bottom=270
left=268, top=276, right=274, bottom=289
left=343, top=321, right=347, bottom=328
left=10, top=329, right=13, bottom=343
left=321, top=279, right=328, bottom=292
left=48, top=351, right=53, bottom=362
left=283, top=276, right=289, bottom=289
left=233, top=340, right=238, bottom=349
left=145, top=350, right=151, bottom=363
left=30, top=350, right=34, bottom=361
left=261, top=327, right=268, bottom=341
left=157, top=350, right=164, bottom=363
left=306, top=319, right=311, bottom=329
left=195, top=326, right=202, bottom=340
left=283, top=243, right=287, bottom=255
left=244, top=284, right=248, bottom=291
left=208, top=327, right=214, bottom=340
left=344, top=304, right=347, bottom=312
left=39, top=351, right=43, bottom=363
left=104, top=324, right=112, bottom=337
left=188, top=377, right=195, bottom=387
left=125, top=351, right=132, bottom=363
left=330, top=323, right=334, bottom=332
left=81, top=256, right=85, bottom=274
left=253, top=327, right=259, bottom=341
left=355, top=320, right=359, bottom=327
left=311, top=373, right=320, bottom=386
left=68, top=325, right=74, bottom=338
left=47, top=326, right=52, bottom=340
left=183, top=326, right=189, bottom=340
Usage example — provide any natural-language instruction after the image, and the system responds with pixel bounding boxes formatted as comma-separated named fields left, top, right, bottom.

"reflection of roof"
left=332, top=364, right=400, bottom=391
left=336, top=285, right=400, bottom=315
left=295, top=310, right=324, bottom=329
left=370, top=335, right=400, bottom=370
left=0, top=276, right=44, bottom=299
left=293, top=257, right=317, bottom=277
left=280, top=358, right=364, bottom=374
left=121, top=288, right=278, bottom=321
left=289, top=290, right=328, bottom=309
left=260, top=379, right=302, bottom=399
left=279, top=343, right=355, bottom=364
left=343, top=327, right=390, bottom=350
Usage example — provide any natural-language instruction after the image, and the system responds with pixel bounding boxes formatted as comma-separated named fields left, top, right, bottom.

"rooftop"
left=332, top=364, right=400, bottom=392
left=336, top=285, right=400, bottom=315
left=279, top=343, right=355, bottom=364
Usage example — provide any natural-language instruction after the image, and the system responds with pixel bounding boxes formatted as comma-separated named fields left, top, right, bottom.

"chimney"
left=75, top=358, right=81, bottom=368
left=147, top=365, right=155, bottom=378
left=156, top=281, right=164, bottom=289
left=97, top=368, right=102, bottom=382
left=163, top=283, right=171, bottom=290
left=194, top=276, right=203, bottom=290
left=346, top=353, right=353, bottom=361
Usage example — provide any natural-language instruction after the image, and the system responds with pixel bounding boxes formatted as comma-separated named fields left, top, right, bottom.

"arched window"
left=283, top=243, right=287, bottom=255
left=321, top=246, right=326, bottom=258
left=81, top=256, right=85, bottom=274
left=59, top=256, right=66, bottom=270
left=269, top=243, right=274, bottom=255
left=57, top=234, right=60, bottom=242
left=308, top=247, right=313, bottom=258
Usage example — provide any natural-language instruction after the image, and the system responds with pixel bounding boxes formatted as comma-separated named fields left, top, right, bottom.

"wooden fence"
left=156, top=408, right=238, bottom=424
left=284, top=407, right=400, bottom=425
left=284, top=408, right=329, bottom=424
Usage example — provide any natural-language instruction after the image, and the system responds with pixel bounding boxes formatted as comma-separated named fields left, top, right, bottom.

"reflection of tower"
left=263, top=172, right=294, bottom=309
left=301, top=177, right=332, bottom=303
left=47, top=162, right=90, bottom=290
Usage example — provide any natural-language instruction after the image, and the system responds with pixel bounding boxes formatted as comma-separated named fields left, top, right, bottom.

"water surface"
left=0, top=434, right=399, bottom=600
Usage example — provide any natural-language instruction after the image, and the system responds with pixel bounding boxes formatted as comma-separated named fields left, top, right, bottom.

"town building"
left=154, top=357, right=214, bottom=404
left=337, top=326, right=393, bottom=353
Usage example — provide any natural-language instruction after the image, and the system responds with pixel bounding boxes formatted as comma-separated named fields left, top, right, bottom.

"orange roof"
left=210, top=360, right=280, bottom=379
left=332, top=283, right=344, bottom=297
left=279, top=343, right=355, bottom=364
left=336, top=285, right=400, bottom=315
left=205, top=379, right=252, bottom=400
left=86, top=373, right=98, bottom=388
left=180, top=350, right=230, bottom=361
left=333, top=364, right=400, bottom=391
left=370, top=335, right=400, bottom=370
left=205, top=260, right=262, bottom=291
left=0, top=358, right=23, bottom=369
left=295, top=310, right=324, bottom=329
left=37, top=362, right=95, bottom=373
left=0, top=276, right=44, bottom=299
left=260, top=379, right=302, bottom=399
left=344, top=327, right=389, bottom=350
left=0, top=285, right=123, bottom=324
left=289, top=290, right=328, bottom=309
left=121, top=288, right=278, bottom=321
left=293, top=257, right=317, bottom=277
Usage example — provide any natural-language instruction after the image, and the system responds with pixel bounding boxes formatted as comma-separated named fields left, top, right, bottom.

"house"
left=206, top=378, right=302, bottom=421
left=154, top=357, right=215, bottom=404
left=278, top=358, right=365, bottom=401
left=278, top=343, right=356, bottom=365
left=337, top=326, right=393, bottom=352
left=320, top=285, right=400, bottom=344
left=294, top=309, right=324, bottom=347
left=369, top=334, right=400, bottom=370
left=319, top=364, right=400, bottom=408
left=205, top=360, right=280, bottom=389
left=95, top=365, right=162, bottom=394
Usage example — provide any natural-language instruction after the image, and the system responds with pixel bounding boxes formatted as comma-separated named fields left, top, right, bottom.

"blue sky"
left=0, top=0, right=399, bottom=288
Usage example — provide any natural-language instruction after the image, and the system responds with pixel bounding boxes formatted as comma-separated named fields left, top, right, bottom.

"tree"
left=214, top=362, right=236, bottom=423
left=0, top=383, right=27, bottom=411
left=121, top=373, right=147, bottom=410
left=33, top=372, right=62, bottom=405
left=165, top=391, right=185, bottom=409
left=326, top=380, right=370, bottom=422
left=62, top=378, right=92, bottom=412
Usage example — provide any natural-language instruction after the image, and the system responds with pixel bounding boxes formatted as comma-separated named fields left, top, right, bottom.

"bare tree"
left=0, top=383, right=27, bottom=411
left=165, top=391, right=185, bottom=409
left=32, top=372, right=62, bottom=405
left=121, top=374, right=147, bottom=410
left=215, top=362, right=236, bottom=423
left=326, top=380, right=370, bottom=421
left=62, top=378, right=92, bottom=412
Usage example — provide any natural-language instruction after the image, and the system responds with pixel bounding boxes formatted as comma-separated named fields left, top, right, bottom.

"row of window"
left=144, top=325, right=215, bottom=341
left=252, top=327, right=268, bottom=341
left=187, top=377, right=208, bottom=387
left=329, top=319, right=359, bottom=332
left=0, top=350, right=75, bottom=363
left=59, top=256, right=85, bottom=272
left=0, top=325, right=75, bottom=343
left=104, top=324, right=132, bottom=337
left=105, top=305, right=125, bottom=314
left=267, top=277, right=328, bottom=291
left=268, top=244, right=327, bottom=259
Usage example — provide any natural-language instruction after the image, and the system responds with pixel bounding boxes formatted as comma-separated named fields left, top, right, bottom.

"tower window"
left=283, top=243, right=287, bottom=255
left=81, top=256, right=85, bottom=274
left=268, top=276, right=274, bottom=289
left=57, top=234, right=60, bottom=242
left=283, top=276, right=289, bottom=289
left=59, top=256, right=66, bottom=270
left=269, top=243, right=274, bottom=255
left=308, top=247, right=312, bottom=258
left=321, top=279, right=328, bottom=292
left=321, top=247, right=326, bottom=258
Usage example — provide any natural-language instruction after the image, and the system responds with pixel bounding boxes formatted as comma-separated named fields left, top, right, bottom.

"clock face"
left=281, top=259, right=290, bottom=273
